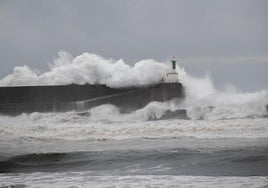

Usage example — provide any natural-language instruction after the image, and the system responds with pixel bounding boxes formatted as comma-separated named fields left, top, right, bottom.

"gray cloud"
left=0, top=0, right=267, bottom=90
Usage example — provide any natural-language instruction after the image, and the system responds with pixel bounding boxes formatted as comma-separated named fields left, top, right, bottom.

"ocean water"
left=0, top=53, right=268, bottom=187
left=0, top=101, right=268, bottom=187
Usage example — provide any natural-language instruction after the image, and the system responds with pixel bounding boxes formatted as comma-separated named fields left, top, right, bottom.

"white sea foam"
left=1, top=51, right=267, bottom=108
left=0, top=107, right=267, bottom=141
left=0, top=51, right=268, bottom=141
left=176, top=65, right=268, bottom=107
left=0, top=173, right=267, bottom=188
left=0, top=51, right=169, bottom=88
left=186, top=103, right=268, bottom=120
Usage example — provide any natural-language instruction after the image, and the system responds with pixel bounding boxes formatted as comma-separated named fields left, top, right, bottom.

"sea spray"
left=177, top=65, right=268, bottom=107
left=1, top=51, right=267, bottom=109
left=0, top=51, right=169, bottom=87
left=0, top=109, right=268, bottom=141
left=0, top=51, right=268, bottom=127
left=1, top=54, right=268, bottom=185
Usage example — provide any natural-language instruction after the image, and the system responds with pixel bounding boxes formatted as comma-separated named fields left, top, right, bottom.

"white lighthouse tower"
left=163, top=57, right=179, bottom=83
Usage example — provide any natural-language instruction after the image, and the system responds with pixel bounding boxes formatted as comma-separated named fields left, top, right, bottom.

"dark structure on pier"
left=0, top=83, right=184, bottom=115
left=0, top=57, right=185, bottom=115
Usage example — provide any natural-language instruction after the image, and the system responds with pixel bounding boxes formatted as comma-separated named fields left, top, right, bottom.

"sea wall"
left=0, top=83, right=184, bottom=115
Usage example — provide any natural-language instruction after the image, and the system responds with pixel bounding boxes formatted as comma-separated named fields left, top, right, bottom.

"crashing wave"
left=0, top=51, right=169, bottom=88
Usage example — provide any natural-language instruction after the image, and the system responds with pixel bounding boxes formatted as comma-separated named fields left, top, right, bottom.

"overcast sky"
left=0, top=0, right=267, bottom=91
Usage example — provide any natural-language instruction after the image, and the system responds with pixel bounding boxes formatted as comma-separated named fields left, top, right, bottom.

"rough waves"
left=0, top=52, right=268, bottom=187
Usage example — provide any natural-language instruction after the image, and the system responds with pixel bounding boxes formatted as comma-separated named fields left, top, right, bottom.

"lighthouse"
left=171, top=57, right=177, bottom=73
left=163, top=57, right=179, bottom=83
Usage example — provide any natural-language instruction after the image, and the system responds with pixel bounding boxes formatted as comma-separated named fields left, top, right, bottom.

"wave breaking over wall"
left=0, top=51, right=169, bottom=88
left=0, top=51, right=267, bottom=121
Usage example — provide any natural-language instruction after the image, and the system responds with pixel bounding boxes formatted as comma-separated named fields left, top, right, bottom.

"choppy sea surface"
left=0, top=54, right=268, bottom=187
left=0, top=101, right=268, bottom=187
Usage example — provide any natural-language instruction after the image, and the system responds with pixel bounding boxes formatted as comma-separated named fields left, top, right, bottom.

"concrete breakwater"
left=0, top=83, right=184, bottom=115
